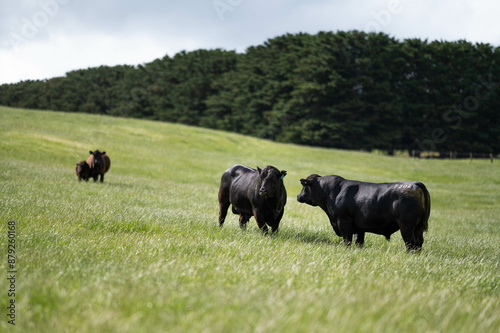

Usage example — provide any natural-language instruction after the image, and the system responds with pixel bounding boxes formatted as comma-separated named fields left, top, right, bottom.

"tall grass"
left=0, top=106, right=499, bottom=332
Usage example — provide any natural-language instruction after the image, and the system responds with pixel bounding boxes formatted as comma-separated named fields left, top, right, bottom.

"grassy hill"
left=0, top=106, right=499, bottom=332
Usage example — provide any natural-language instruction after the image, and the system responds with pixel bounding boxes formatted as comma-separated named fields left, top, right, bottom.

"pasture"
left=0, top=106, right=499, bottom=332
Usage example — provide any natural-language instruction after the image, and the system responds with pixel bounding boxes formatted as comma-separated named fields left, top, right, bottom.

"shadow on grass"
left=212, top=221, right=342, bottom=246
left=280, top=228, right=341, bottom=246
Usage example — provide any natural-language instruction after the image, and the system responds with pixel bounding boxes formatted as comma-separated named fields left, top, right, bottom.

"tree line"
left=1, top=31, right=499, bottom=155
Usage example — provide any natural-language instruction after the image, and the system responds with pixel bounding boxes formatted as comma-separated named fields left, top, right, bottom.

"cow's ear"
left=89, top=151, right=93, bottom=154
left=257, top=166, right=262, bottom=174
left=102, top=151, right=106, bottom=155
left=300, top=179, right=309, bottom=186
left=280, top=170, right=287, bottom=179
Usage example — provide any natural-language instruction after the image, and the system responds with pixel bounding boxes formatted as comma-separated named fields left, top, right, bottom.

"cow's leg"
left=338, top=219, right=354, bottom=246
left=415, top=234, right=424, bottom=250
left=399, top=224, right=418, bottom=252
left=414, top=222, right=426, bottom=251
left=271, top=209, right=284, bottom=234
left=100, top=173, right=105, bottom=183
left=328, top=216, right=342, bottom=237
left=239, top=214, right=250, bottom=230
left=354, top=232, right=365, bottom=247
left=253, top=209, right=269, bottom=235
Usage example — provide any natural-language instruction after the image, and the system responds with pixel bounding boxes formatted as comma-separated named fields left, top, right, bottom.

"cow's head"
left=297, top=174, right=322, bottom=206
left=89, top=150, right=104, bottom=170
left=257, top=165, right=287, bottom=197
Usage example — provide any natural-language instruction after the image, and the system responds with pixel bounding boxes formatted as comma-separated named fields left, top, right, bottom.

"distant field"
left=0, top=106, right=498, bottom=332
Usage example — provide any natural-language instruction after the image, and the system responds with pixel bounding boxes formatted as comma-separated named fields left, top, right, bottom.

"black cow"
left=218, top=165, right=287, bottom=234
left=297, top=174, right=430, bottom=251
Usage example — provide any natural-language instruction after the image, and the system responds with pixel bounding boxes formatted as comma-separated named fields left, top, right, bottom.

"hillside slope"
left=0, top=106, right=499, bottom=332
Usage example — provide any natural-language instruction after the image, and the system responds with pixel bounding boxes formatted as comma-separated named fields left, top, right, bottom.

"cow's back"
left=221, top=165, right=258, bottom=214
left=330, top=179, right=427, bottom=232
left=337, top=179, right=422, bottom=204
left=228, top=164, right=256, bottom=178
left=389, top=182, right=428, bottom=215
left=86, top=155, right=94, bottom=168
left=345, top=181, right=424, bottom=213
left=221, top=165, right=254, bottom=188
left=228, top=165, right=257, bottom=195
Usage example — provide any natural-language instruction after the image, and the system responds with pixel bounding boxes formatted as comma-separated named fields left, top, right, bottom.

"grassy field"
left=0, top=106, right=499, bottom=332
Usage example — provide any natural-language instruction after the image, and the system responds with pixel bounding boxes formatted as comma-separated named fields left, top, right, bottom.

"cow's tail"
left=218, top=170, right=232, bottom=228
left=218, top=170, right=233, bottom=208
left=415, top=182, right=430, bottom=232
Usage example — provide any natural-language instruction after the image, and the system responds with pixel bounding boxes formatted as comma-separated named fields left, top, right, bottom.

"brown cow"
left=87, top=150, right=111, bottom=182
left=75, top=161, right=90, bottom=181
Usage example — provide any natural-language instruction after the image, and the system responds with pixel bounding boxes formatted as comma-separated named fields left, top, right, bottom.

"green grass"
left=0, top=106, right=499, bottom=332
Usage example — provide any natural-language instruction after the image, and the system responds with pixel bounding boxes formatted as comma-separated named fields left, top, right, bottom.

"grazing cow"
left=75, top=161, right=90, bottom=181
left=297, top=174, right=430, bottom=251
left=86, top=150, right=111, bottom=183
left=218, top=164, right=287, bottom=235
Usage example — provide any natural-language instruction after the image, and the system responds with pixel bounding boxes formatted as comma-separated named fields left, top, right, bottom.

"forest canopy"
left=1, top=31, right=499, bottom=154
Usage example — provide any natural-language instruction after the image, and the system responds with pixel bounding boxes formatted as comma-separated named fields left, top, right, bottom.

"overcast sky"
left=1, top=0, right=499, bottom=85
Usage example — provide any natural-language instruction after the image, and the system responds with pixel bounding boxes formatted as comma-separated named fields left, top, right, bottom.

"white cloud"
left=467, top=0, right=500, bottom=44
left=0, top=32, right=167, bottom=83
left=1, top=0, right=499, bottom=84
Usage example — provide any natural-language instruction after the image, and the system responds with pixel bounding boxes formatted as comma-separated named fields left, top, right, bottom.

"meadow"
left=0, top=106, right=498, bottom=332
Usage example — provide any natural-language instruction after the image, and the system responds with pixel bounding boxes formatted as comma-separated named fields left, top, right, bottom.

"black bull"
left=218, top=165, right=287, bottom=234
left=297, top=174, right=430, bottom=251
